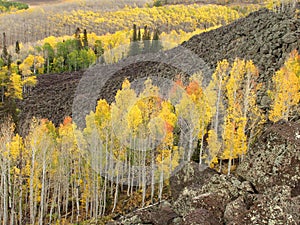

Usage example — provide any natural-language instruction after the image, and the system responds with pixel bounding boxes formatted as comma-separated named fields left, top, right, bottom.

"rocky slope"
left=108, top=121, right=300, bottom=225
left=17, top=71, right=83, bottom=132
left=18, top=8, right=300, bottom=128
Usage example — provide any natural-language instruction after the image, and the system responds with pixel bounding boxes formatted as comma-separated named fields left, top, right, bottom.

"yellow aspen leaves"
left=127, top=104, right=143, bottom=134
left=269, top=50, right=300, bottom=122
left=19, top=54, right=34, bottom=76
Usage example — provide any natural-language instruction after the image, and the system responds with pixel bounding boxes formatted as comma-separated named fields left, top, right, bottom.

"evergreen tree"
left=138, top=27, right=141, bottom=41
left=129, top=24, right=140, bottom=56
left=15, top=41, right=20, bottom=54
left=83, top=29, right=88, bottom=49
left=142, top=25, right=151, bottom=53
left=1, top=33, right=11, bottom=67
left=132, top=24, right=137, bottom=42
left=74, top=27, right=82, bottom=50
left=151, top=28, right=163, bottom=53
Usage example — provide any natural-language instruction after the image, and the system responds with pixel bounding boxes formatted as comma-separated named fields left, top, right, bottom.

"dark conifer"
left=15, top=40, right=20, bottom=54
left=1, top=33, right=11, bottom=67
left=74, top=27, right=82, bottom=50
left=142, top=25, right=151, bottom=53
left=132, top=24, right=138, bottom=42
left=83, top=29, right=88, bottom=49
left=151, top=27, right=163, bottom=53
left=138, top=27, right=141, bottom=41
left=129, top=24, right=140, bottom=56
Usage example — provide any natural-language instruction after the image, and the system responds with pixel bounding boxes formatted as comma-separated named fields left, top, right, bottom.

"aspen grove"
left=0, top=50, right=299, bottom=224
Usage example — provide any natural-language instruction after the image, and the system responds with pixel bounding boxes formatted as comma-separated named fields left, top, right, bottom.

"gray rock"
left=282, top=33, right=298, bottom=44
left=236, top=121, right=300, bottom=193
left=170, top=162, right=217, bottom=201
left=224, top=196, right=247, bottom=223
left=183, top=208, right=221, bottom=225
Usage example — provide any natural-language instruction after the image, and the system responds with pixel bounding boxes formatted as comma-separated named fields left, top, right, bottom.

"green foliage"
left=0, top=0, right=28, bottom=13
left=153, top=0, right=163, bottom=7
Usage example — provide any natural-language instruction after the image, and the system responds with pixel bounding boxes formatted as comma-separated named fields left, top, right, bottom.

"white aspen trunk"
left=2, top=162, right=8, bottom=225
left=227, top=158, right=232, bottom=175
left=18, top=174, right=23, bottom=225
left=242, top=71, right=251, bottom=157
left=109, top=132, right=114, bottom=197
left=127, top=135, right=132, bottom=196
left=142, top=140, right=146, bottom=207
left=214, top=78, right=223, bottom=135
left=64, top=183, right=69, bottom=221
left=49, top=183, right=58, bottom=224
left=39, top=156, right=47, bottom=225
left=138, top=140, right=142, bottom=190
left=75, top=156, right=82, bottom=225
left=70, top=182, right=74, bottom=223
left=57, top=182, right=62, bottom=220
left=199, top=135, right=204, bottom=165
left=8, top=159, right=12, bottom=224
left=10, top=173, right=16, bottom=225
left=33, top=186, right=39, bottom=225
left=76, top=184, right=80, bottom=224
left=228, top=84, right=238, bottom=175
left=188, top=128, right=194, bottom=161
left=130, top=137, right=136, bottom=196
left=112, top=161, right=119, bottom=213
left=29, top=147, right=36, bottom=225
left=150, top=140, right=155, bottom=203
left=158, top=149, right=164, bottom=201
left=101, top=133, right=109, bottom=216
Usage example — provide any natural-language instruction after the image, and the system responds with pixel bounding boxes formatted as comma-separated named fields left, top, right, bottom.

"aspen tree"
left=6, top=63, right=22, bottom=100
left=186, top=73, right=211, bottom=165
left=243, top=60, right=262, bottom=159
left=176, top=91, right=199, bottom=161
left=111, top=79, right=137, bottom=212
left=136, top=79, right=160, bottom=205
left=206, top=60, right=229, bottom=167
left=222, top=59, right=245, bottom=174
left=220, top=59, right=261, bottom=174
left=157, top=100, right=177, bottom=201
left=269, top=50, right=300, bottom=122
left=0, top=118, right=14, bottom=225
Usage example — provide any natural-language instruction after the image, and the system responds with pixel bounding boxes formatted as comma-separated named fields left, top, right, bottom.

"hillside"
left=18, top=8, right=300, bottom=129
left=0, top=4, right=299, bottom=224
left=108, top=120, right=300, bottom=224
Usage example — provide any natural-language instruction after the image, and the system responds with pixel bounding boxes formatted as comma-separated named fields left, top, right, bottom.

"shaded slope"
left=18, top=8, right=300, bottom=128
left=18, top=71, right=83, bottom=131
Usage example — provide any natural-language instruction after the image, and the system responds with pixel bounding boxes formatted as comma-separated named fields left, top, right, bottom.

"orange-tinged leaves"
left=63, top=116, right=72, bottom=126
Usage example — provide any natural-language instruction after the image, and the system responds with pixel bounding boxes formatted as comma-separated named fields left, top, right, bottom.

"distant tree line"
left=0, top=29, right=104, bottom=108
left=129, top=24, right=163, bottom=56
left=0, top=3, right=257, bottom=46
